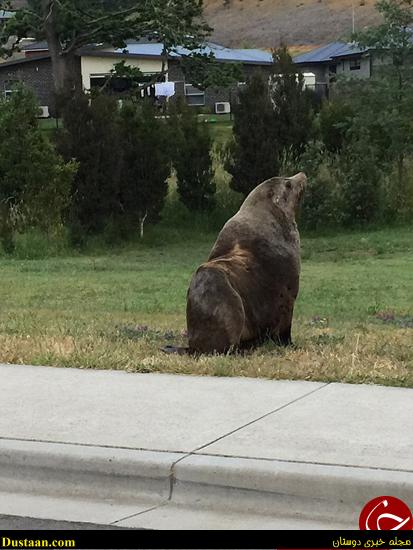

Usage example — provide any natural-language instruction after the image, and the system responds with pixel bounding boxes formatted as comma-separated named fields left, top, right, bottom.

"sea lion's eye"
left=285, top=180, right=292, bottom=190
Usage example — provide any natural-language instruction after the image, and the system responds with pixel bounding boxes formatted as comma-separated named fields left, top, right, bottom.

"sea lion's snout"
left=289, top=172, right=307, bottom=191
left=289, top=172, right=307, bottom=204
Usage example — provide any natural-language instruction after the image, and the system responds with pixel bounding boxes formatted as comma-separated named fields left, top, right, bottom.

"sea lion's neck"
left=270, top=201, right=294, bottom=222
left=265, top=203, right=299, bottom=244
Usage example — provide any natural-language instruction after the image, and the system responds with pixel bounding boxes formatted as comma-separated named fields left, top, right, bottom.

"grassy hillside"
left=10, top=0, right=380, bottom=48
left=204, top=0, right=380, bottom=47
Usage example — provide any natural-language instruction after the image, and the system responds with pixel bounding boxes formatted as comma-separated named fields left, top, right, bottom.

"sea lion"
left=186, top=172, right=307, bottom=354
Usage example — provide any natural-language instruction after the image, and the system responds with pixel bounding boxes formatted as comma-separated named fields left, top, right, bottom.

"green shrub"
left=226, top=71, right=280, bottom=196
left=118, top=101, right=171, bottom=238
left=13, top=228, right=70, bottom=260
left=57, top=92, right=121, bottom=244
left=337, top=133, right=383, bottom=226
left=380, top=159, right=413, bottom=224
left=0, top=86, right=75, bottom=253
left=298, top=142, right=344, bottom=230
left=168, top=100, right=215, bottom=212
left=319, top=100, right=354, bottom=153
left=271, top=46, right=317, bottom=162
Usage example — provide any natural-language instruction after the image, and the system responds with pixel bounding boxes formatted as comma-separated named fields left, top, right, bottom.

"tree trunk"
left=397, top=152, right=405, bottom=209
left=42, top=0, right=63, bottom=92
left=396, top=65, right=406, bottom=211
left=41, top=0, right=80, bottom=101
left=139, top=211, right=148, bottom=239
left=0, top=202, right=14, bottom=254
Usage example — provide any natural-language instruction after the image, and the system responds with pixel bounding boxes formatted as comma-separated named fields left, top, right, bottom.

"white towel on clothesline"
left=154, top=82, right=175, bottom=97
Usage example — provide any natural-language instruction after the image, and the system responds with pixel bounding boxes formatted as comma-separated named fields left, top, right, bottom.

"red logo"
left=359, top=496, right=413, bottom=530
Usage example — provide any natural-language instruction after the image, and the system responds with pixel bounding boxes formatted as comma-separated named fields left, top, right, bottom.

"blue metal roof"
left=331, top=43, right=366, bottom=58
left=112, top=41, right=273, bottom=64
left=114, top=43, right=164, bottom=57
left=293, top=42, right=348, bottom=64
left=21, top=40, right=49, bottom=51
left=218, top=47, right=273, bottom=63
left=22, top=39, right=273, bottom=65
left=293, top=41, right=366, bottom=64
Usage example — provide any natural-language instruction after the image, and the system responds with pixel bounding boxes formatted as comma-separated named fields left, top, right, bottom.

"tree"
left=180, top=52, right=243, bottom=91
left=118, top=101, right=170, bottom=238
left=56, top=92, right=121, bottom=243
left=0, top=0, right=211, bottom=97
left=226, top=47, right=316, bottom=198
left=352, top=0, right=413, bottom=211
left=336, top=128, right=383, bottom=225
left=319, top=99, right=354, bottom=154
left=296, top=140, right=343, bottom=230
left=302, top=0, right=413, bottom=227
left=0, top=86, right=75, bottom=252
left=169, top=100, right=215, bottom=212
left=270, top=46, right=316, bottom=163
left=225, top=71, right=279, bottom=196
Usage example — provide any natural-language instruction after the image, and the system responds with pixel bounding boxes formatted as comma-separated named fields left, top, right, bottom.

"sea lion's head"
left=242, top=172, right=307, bottom=220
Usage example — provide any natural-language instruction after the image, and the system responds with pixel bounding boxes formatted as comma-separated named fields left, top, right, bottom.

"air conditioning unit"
left=215, top=102, right=231, bottom=115
left=37, top=105, right=50, bottom=118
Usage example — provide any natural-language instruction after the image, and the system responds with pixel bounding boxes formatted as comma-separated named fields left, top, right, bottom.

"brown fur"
left=186, top=173, right=307, bottom=354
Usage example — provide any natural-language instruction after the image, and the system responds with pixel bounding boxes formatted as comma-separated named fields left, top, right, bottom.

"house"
left=20, top=39, right=49, bottom=58
left=293, top=41, right=369, bottom=97
left=0, top=55, right=54, bottom=104
left=80, top=41, right=275, bottom=108
left=0, top=39, right=274, bottom=115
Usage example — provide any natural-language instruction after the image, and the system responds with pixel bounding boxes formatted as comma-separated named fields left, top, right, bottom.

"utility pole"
left=352, top=0, right=355, bottom=34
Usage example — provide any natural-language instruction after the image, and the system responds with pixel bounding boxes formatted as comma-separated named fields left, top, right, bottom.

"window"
left=350, top=58, right=361, bottom=71
left=185, top=84, right=205, bottom=106
left=90, top=75, right=108, bottom=89
left=89, top=73, right=161, bottom=97
left=3, top=80, right=18, bottom=99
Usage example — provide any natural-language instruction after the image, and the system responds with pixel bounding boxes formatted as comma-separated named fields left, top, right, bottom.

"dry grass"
left=204, top=0, right=380, bottom=48
left=0, top=320, right=411, bottom=387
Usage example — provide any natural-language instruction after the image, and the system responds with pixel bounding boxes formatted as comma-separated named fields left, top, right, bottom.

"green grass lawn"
left=39, top=115, right=234, bottom=146
left=198, top=113, right=233, bottom=144
left=0, top=226, right=412, bottom=387
left=38, top=118, right=61, bottom=130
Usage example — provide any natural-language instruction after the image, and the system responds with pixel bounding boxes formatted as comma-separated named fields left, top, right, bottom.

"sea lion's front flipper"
left=187, top=266, right=245, bottom=354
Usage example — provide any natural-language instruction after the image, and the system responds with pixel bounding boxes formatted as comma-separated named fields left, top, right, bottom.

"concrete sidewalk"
left=0, top=364, right=412, bottom=529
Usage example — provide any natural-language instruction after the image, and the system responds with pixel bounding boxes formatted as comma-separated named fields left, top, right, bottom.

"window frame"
left=184, top=83, right=205, bottom=106
left=3, top=80, right=19, bottom=99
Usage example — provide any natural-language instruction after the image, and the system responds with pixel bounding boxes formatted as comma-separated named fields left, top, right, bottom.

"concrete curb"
left=173, top=454, right=413, bottom=526
left=0, top=438, right=180, bottom=506
left=1, top=437, right=412, bottom=528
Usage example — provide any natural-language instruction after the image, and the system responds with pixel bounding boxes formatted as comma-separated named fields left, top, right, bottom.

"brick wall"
left=0, top=57, right=55, bottom=112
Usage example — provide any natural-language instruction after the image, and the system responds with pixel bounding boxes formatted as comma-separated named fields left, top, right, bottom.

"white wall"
left=80, top=56, right=166, bottom=90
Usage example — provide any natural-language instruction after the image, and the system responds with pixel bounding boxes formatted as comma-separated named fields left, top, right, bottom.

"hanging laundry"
left=154, top=82, right=175, bottom=97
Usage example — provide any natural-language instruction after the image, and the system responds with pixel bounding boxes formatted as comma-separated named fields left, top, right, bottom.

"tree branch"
left=98, top=64, right=169, bottom=94
left=80, top=5, right=139, bottom=27
left=65, top=25, right=106, bottom=53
